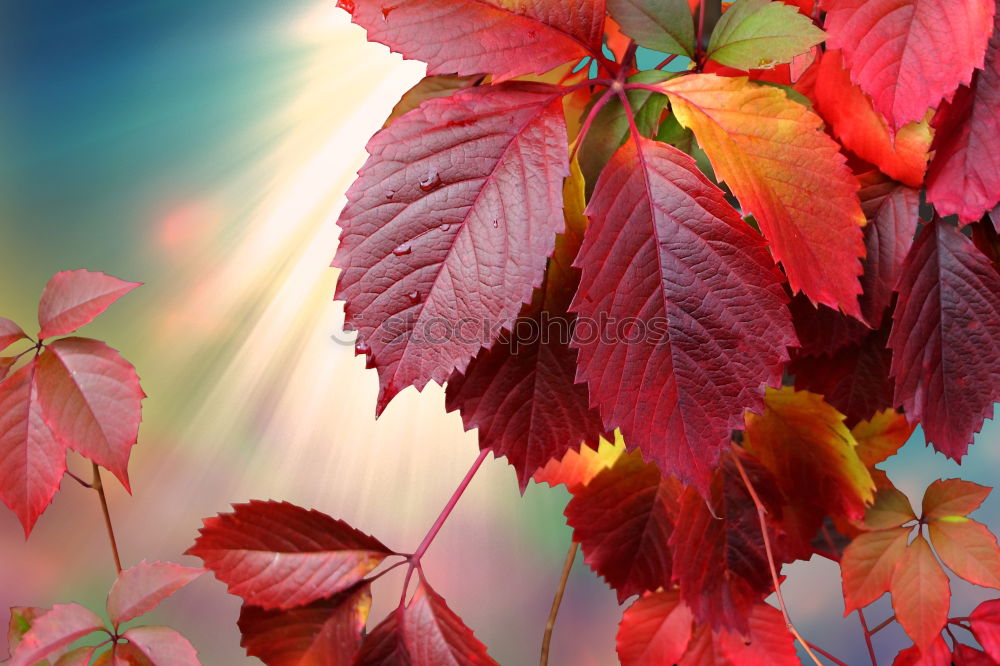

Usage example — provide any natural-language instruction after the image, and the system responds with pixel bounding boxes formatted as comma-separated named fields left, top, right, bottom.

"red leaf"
left=928, top=518, right=1000, bottom=589
left=670, top=450, right=786, bottom=632
left=810, top=50, right=931, bottom=187
left=570, top=136, right=794, bottom=492
left=120, top=626, right=199, bottom=665
left=743, top=388, right=875, bottom=527
left=889, top=220, right=1000, bottom=459
left=865, top=488, right=919, bottom=530
left=926, top=14, right=1000, bottom=224
left=106, top=560, right=205, bottom=627
left=616, top=589, right=694, bottom=666
left=565, top=452, right=680, bottom=602
left=891, top=535, right=950, bottom=651
left=238, top=584, right=370, bottom=666
left=54, top=646, right=100, bottom=666
left=892, top=637, right=951, bottom=666
left=186, top=500, right=394, bottom=610
left=0, top=318, right=28, bottom=352
left=7, top=604, right=105, bottom=666
left=339, top=0, right=604, bottom=81
left=922, top=479, right=992, bottom=521
left=0, top=357, right=17, bottom=382
left=7, top=607, right=47, bottom=655
left=445, top=163, right=606, bottom=490
left=662, top=73, right=867, bottom=316
left=715, top=602, right=799, bottom=665
left=841, top=526, right=909, bottom=612
left=355, top=582, right=498, bottom=666
left=953, top=644, right=997, bottom=666
left=0, top=362, right=66, bottom=536
left=856, top=171, right=921, bottom=328
left=333, top=83, right=569, bottom=414
left=789, top=326, right=895, bottom=428
left=35, top=337, right=144, bottom=490
left=36, top=270, right=141, bottom=341
left=787, top=296, right=869, bottom=358
left=385, top=75, right=484, bottom=128
left=970, top=598, right=1000, bottom=661
left=821, top=0, right=996, bottom=129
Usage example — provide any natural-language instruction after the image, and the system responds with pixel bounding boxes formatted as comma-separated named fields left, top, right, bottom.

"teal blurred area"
left=0, top=2, right=998, bottom=665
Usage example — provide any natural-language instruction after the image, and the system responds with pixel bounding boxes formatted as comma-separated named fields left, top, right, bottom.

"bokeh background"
left=1, top=2, right=998, bottom=664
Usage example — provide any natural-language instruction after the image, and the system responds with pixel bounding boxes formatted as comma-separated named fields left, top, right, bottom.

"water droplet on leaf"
left=439, top=223, right=451, bottom=232
left=419, top=169, right=442, bottom=191
left=492, top=219, right=499, bottom=228
left=407, top=291, right=420, bottom=303
left=385, top=189, right=395, bottom=200
left=356, top=339, right=370, bottom=354
left=393, top=243, right=412, bottom=256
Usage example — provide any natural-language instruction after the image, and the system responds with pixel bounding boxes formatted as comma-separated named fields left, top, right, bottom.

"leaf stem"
left=857, top=609, right=878, bottom=666
left=807, top=641, right=849, bottom=666
left=656, top=54, right=679, bottom=70
left=869, top=615, right=896, bottom=635
left=66, top=470, right=93, bottom=489
left=730, top=448, right=824, bottom=666
left=92, top=463, right=122, bottom=574
left=697, top=0, right=708, bottom=59
left=569, top=87, right=618, bottom=163
left=399, top=449, right=489, bottom=606
left=540, top=541, right=578, bottom=666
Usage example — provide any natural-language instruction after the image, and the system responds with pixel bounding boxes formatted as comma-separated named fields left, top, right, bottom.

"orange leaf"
left=662, top=74, right=866, bottom=315
left=921, top=479, right=992, bottom=521
left=928, top=518, right=1000, bottom=589
left=865, top=488, right=918, bottom=530
left=891, top=535, right=950, bottom=650
left=841, top=527, right=909, bottom=613
left=852, top=409, right=915, bottom=470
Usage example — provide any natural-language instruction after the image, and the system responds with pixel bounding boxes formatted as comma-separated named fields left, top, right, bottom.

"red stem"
left=570, top=87, right=618, bottom=162
left=807, top=642, right=849, bottom=666
left=92, top=463, right=123, bottom=574
left=857, top=609, right=878, bottom=666
left=697, top=0, right=708, bottom=59
left=656, top=54, right=679, bottom=70
left=869, top=615, right=896, bottom=635
left=399, top=449, right=489, bottom=606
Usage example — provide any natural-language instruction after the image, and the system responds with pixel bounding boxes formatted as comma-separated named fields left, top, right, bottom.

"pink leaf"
left=35, top=338, right=144, bottom=491
left=616, top=589, right=693, bottom=666
left=926, top=12, right=1000, bottom=224
left=822, top=0, right=996, bottom=129
left=570, top=137, right=795, bottom=491
left=970, top=598, right=1000, bottom=661
left=53, top=646, right=99, bottom=666
left=339, top=0, right=604, bottom=81
left=37, top=270, right=141, bottom=341
left=889, top=220, right=1000, bottom=459
left=107, top=560, right=206, bottom=627
left=8, top=604, right=105, bottom=666
left=0, top=362, right=67, bottom=536
left=0, top=318, right=28, bottom=352
left=892, top=637, right=951, bottom=666
left=121, top=626, right=200, bottom=666
left=186, top=500, right=394, bottom=610
left=333, top=83, right=569, bottom=414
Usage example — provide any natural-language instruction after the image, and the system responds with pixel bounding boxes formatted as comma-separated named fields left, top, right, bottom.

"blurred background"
left=0, top=2, right=998, bottom=664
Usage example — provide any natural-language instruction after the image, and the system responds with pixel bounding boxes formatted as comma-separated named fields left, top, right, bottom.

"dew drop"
left=393, top=243, right=412, bottom=256
left=336, top=0, right=356, bottom=13
left=381, top=5, right=396, bottom=19
left=492, top=219, right=499, bottom=228
left=384, top=189, right=396, bottom=200
left=356, top=339, right=370, bottom=354
left=407, top=291, right=420, bottom=303
left=438, top=223, right=451, bottom=232
left=419, top=169, right=442, bottom=191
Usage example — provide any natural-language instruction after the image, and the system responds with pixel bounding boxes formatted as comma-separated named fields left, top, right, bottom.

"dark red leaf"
left=571, top=137, right=795, bottom=492
left=0, top=318, right=28, bottom=352
left=445, top=164, right=606, bottom=490
left=856, top=171, right=921, bottom=328
left=120, top=626, right=199, bottom=665
left=339, top=1, right=604, bottom=81
left=891, top=535, right=950, bottom=651
left=970, top=598, right=1000, bottom=661
left=0, top=362, right=66, bottom=536
left=36, top=270, right=141, bottom=341
left=186, top=500, right=394, bottom=610
left=889, top=220, right=1000, bottom=459
left=926, top=12, right=1000, bottom=224
left=238, top=584, right=370, bottom=666
left=106, top=560, right=205, bottom=627
left=35, top=337, right=144, bottom=490
left=7, top=604, right=105, bottom=666
left=354, top=582, right=498, bottom=666
left=822, top=0, right=996, bottom=129
left=333, top=83, right=569, bottom=415
left=616, top=589, right=693, bottom=666
left=787, top=296, right=869, bottom=358
left=670, top=450, right=786, bottom=632
left=565, top=452, right=680, bottom=603
left=953, top=644, right=996, bottom=666
left=892, top=637, right=951, bottom=666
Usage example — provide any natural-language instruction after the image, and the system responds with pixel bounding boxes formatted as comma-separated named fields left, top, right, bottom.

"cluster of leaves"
left=5, top=561, right=204, bottom=665
left=0, top=270, right=144, bottom=535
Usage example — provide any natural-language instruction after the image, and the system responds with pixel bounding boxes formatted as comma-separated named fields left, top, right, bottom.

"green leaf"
left=607, top=0, right=696, bottom=57
left=706, top=0, right=825, bottom=70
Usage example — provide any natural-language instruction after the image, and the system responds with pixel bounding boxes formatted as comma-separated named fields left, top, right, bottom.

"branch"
left=870, top=615, right=896, bottom=635
left=92, top=463, right=122, bottom=574
left=540, top=541, right=578, bottom=666
left=730, top=447, right=825, bottom=666
left=857, top=608, right=878, bottom=666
